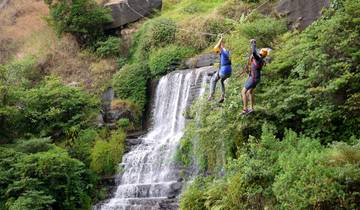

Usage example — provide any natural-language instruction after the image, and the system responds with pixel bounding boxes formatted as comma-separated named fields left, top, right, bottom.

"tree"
left=44, top=0, right=112, bottom=46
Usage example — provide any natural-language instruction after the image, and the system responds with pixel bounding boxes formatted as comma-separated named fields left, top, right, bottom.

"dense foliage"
left=0, top=147, right=95, bottom=210
left=112, top=63, right=148, bottom=111
left=2, top=0, right=359, bottom=209
left=178, top=0, right=360, bottom=209
left=44, top=0, right=112, bottom=46
left=90, top=130, right=126, bottom=176
left=180, top=125, right=360, bottom=210
left=0, top=53, right=125, bottom=209
left=149, top=45, right=195, bottom=76
left=95, top=37, right=122, bottom=58
left=1, top=74, right=99, bottom=140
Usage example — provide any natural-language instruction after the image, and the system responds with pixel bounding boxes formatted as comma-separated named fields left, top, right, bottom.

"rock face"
left=275, top=0, right=330, bottom=30
left=105, top=0, right=162, bottom=29
left=185, top=53, right=218, bottom=69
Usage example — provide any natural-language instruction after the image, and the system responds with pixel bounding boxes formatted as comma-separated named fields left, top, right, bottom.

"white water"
left=98, top=67, right=211, bottom=210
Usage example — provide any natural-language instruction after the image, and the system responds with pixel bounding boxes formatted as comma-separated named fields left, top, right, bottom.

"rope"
left=125, top=0, right=220, bottom=37
left=242, top=0, right=271, bottom=22
left=124, top=0, right=270, bottom=37
left=124, top=0, right=271, bottom=37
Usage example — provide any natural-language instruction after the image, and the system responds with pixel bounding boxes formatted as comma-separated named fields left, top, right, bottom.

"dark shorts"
left=244, top=76, right=259, bottom=90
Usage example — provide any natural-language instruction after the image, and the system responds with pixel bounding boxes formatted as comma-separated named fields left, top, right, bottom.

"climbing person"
left=241, top=39, right=268, bottom=114
left=208, top=36, right=232, bottom=103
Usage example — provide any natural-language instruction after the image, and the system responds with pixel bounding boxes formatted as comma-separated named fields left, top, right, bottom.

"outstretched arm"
left=250, top=39, right=261, bottom=61
left=213, top=37, right=224, bottom=53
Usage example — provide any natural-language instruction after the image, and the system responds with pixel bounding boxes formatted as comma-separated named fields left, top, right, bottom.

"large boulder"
left=184, top=53, right=218, bottom=69
left=275, top=0, right=330, bottom=30
left=105, top=0, right=162, bottom=29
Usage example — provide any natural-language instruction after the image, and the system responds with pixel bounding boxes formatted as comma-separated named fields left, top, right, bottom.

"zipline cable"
left=123, top=0, right=271, bottom=38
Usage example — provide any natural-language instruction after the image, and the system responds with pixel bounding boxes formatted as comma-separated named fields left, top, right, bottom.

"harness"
left=250, top=58, right=264, bottom=82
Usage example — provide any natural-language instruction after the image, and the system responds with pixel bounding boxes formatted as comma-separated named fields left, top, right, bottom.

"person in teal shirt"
left=208, top=37, right=232, bottom=103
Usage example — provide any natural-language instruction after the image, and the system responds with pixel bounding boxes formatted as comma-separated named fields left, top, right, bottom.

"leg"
left=218, top=73, right=231, bottom=103
left=241, top=87, right=248, bottom=111
left=220, top=77, right=226, bottom=98
left=242, top=76, right=253, bottom=111
left=209, top=72, right=220, bottom=100
left=249, top=89, right=255, bottom=110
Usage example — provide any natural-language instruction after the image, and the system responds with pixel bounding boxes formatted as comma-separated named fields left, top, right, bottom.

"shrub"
left=237, top=15, right=287, bottom=47
left=95, top=37, right=122, bottom=58
left=7, top=191, right=55, bottom=210
left=116, top=57, right=127, bottom=69
left=117, top=118, right=130, bottom=130
left=181, top=2, right=204, bottom=14
left=175, top=15, right=234, bottom=51
left=180, top=125, right=360, bottom=209
left=150, top=18, right=177, bottom=47
left=261, top=0, right=360, bottom=142
left=18, top=76, right=99, bottom=138
left=90, top=130, right=126, bottom=176
left=68, top=129, right=98, bottom=166
left=179, top=177, right=209, bottom=210
left=273, top=138, right=360, bottom=209
left=14, top=138, right=53, bottom=154
left=217, top=1, right=251, bottom=21
left=111, top=99, right=141, bottom=122
left=3, top=147, right=95, bottom=210
left=44, top=0, right=112, bottom=46
left=131, top=18, right=177, bottom=61
left=149, top=45, right=195, bottom=76
left=112, top=64, right=148, bottom=111
left=0, top=57, right=42, bottom=142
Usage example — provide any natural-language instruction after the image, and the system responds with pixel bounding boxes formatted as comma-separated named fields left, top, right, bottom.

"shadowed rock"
left=275, top=0, right=330, bottom=30
left=105, top=0, right=162, bottom=29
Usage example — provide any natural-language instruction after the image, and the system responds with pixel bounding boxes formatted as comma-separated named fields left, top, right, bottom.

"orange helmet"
left=260, top=48, right=268, bottom=57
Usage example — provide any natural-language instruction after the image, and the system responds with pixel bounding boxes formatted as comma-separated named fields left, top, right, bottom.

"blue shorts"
left=244, top=76, right=259, bottom=90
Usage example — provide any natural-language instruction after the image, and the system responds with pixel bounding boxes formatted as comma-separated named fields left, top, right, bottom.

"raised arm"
left=213, top=37, right=224, bottom=54
left=250, top=39, right=261, bottom=61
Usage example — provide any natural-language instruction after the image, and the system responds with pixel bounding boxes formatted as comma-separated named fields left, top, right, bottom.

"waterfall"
left=97, top=67, right=212, bottom=210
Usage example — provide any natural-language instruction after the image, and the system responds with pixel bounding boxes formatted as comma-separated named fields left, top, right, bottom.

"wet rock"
left=105, top=0, right=162, bottom=29
left=185, top=53, right=218, bottom=69
left=167, top=182, right=182, bottom=199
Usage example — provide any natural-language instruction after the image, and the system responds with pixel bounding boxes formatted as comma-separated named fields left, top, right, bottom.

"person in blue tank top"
left=208, top=37, right=232, bottom=103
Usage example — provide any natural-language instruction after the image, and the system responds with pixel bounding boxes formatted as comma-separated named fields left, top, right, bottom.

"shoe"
left=248, top=109, right=254, bottom=114
left=241, top=109, right=248, bottom=115
left=218, top=97, right=224, bottom=103
left=208, top=96, right=213, bottom=101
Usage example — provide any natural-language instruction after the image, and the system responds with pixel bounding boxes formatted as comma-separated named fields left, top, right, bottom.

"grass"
left=0, top=0, right=119, bottom=94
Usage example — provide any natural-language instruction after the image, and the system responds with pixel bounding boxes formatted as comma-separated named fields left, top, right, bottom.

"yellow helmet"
left=260, top=48, right=268, bottom=57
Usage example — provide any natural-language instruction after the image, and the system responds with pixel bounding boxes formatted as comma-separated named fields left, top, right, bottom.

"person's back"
left=208, top=37, right=232, bottom=103
left=220, top=48, right=232, bottom=75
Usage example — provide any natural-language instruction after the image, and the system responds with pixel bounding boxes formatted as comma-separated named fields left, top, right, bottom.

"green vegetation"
left=180, top=125, right=360, bottom=209
left=112, top=63, right=148, bottom=111
left=149, top=45, right=195, bottom=76
left=90, top=130, right=126, bottom=176
left=0, top=147, right=95, bottom=210
left=1, top=0, right=359, bottom=209
left=0, top=45, right=125, bottom=208
left=95, top=37, right=122, bottom=58
left=178, top=0, right=360, bottom=209
left=44, top=0, right=112, bottom=46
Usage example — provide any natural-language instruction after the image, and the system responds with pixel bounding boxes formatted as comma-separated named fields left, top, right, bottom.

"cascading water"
left=97, top=67, right=212, bottom=210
